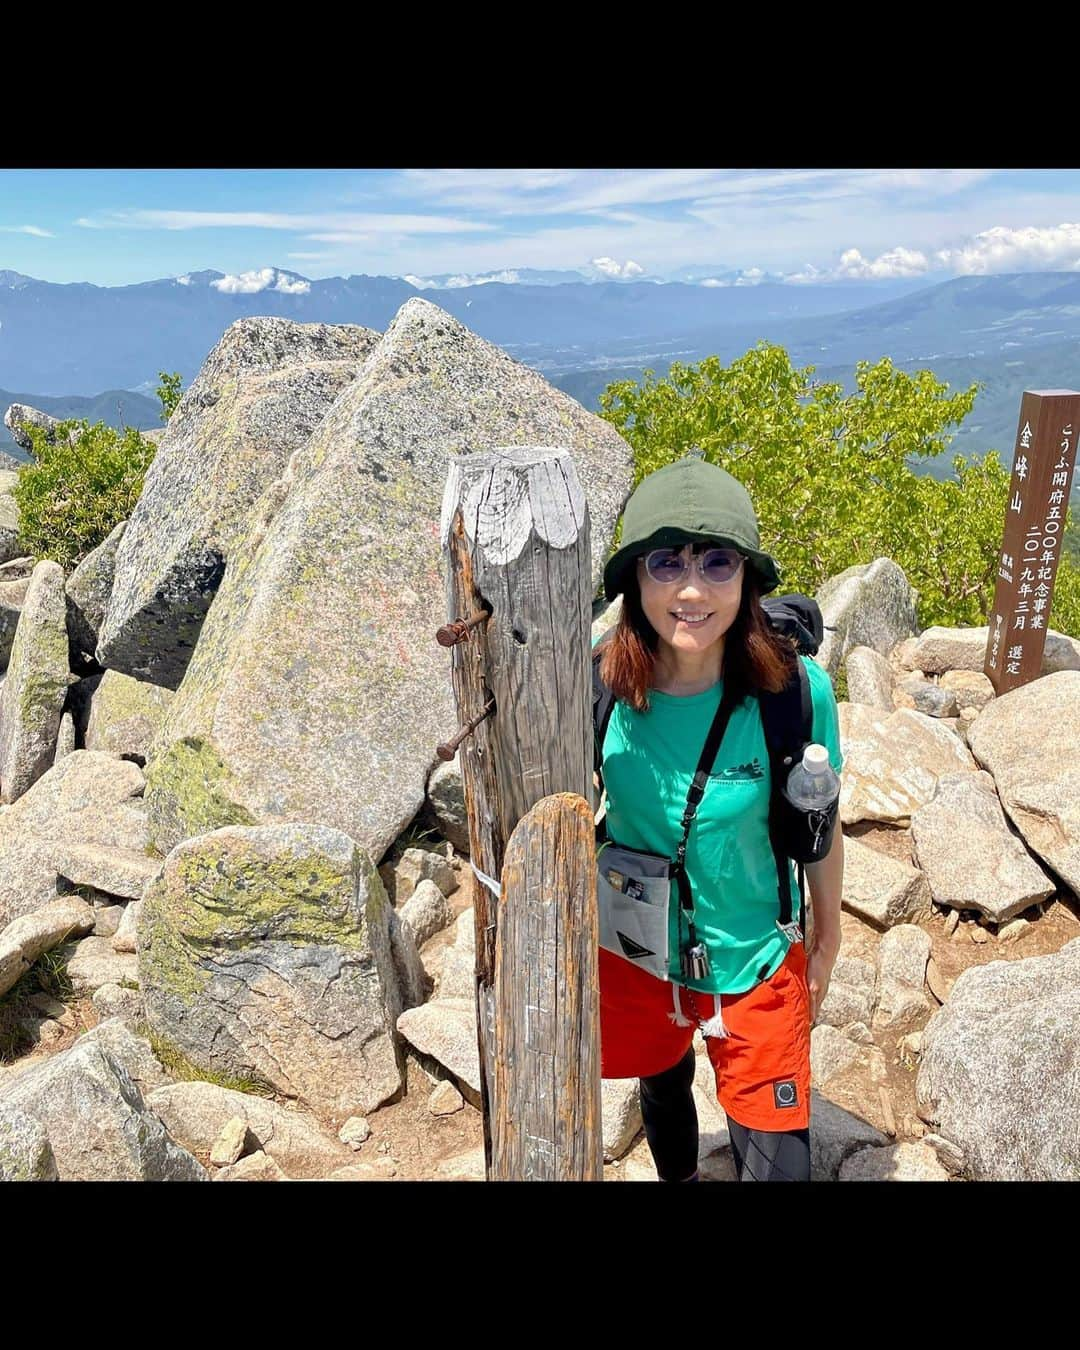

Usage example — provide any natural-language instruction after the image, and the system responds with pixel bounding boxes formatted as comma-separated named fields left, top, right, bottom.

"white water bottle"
left=783, top=743, right=841, bottom=812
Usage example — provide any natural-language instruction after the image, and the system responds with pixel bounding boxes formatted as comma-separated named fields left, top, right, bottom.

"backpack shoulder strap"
left=758, top=655, right=814, bottom=950
left=759, top=653, right=813, bottom=760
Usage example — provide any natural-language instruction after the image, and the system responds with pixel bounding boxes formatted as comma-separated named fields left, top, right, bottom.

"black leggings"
left=639, top=1047, right=811, bottom=1182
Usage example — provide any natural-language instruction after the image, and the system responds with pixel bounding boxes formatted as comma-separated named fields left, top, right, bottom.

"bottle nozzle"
left=803, top=743, right=831, bottom=774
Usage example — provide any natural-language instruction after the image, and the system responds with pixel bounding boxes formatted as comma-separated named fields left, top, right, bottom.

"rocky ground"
left=5, top=824, right=1075, bottom=1182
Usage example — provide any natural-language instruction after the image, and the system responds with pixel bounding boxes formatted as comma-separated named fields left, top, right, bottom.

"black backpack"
left=592, top=593, right=828, bottom=977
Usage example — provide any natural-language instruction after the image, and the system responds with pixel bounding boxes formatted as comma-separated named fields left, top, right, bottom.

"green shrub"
left=12, top=418, right=156, bottom=572
left=156, top=371, right=183, bottom=423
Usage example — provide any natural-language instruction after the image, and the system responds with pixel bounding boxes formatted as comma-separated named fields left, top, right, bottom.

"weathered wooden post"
left=438, top=447, right=600, bottom=1179
left=494, top=793, right=601, bottom=1180
left=984, top=390, right=1080, bottom=692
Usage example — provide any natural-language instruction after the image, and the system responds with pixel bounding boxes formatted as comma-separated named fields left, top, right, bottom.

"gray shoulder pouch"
left=596, top=840, right=673, bottom=981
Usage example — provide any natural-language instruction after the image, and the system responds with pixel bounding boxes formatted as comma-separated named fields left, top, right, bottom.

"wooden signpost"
left=984, top=390, right=1080, bottom=694
left=438, top=446, right=602, bottom=1181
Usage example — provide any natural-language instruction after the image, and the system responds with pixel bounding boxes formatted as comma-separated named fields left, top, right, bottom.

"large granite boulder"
left=65, top=521, right=126, bottom=669
left=0, top=470, right=23, bottom=564
left=908, top=625, right=1080, bottom=676
left=145, top=1080, right=353, bottom=1178
left=815, top=558, right=919, bottom=680
left=910, top=770, right=1055, bottom=922
left=915, top=937, right=1080, bottom=1180
left=967, top=670, right=1080, bottom=895
left=0, top=1107, right=57, bottom=1180
left=144, top=298, right=634, bottom=861
left=840, top=834, right=932, bottom=928
left=96, top=318, right=381, bottom=689
left=85, top=668, right=173, bottom=763
left=838, top=703, right=978, bottom=826
left=0, top=575, right=31, bottom=669
left=3, top=403, right=68, bottom=453
left=0, top=1037, right=206, bottom=1181
left=0, top=560, right=71, bottom=802
left=844, top=645, right=895, bottom=711
left=0, top=895, right=96, bottom=997
left=0, top=750, right=155, bottom=929
left=138, top=823, right=404, bottom=1118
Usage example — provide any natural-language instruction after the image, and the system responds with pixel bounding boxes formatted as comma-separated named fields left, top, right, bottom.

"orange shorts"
left=599, top=941, right=812, bottom=1131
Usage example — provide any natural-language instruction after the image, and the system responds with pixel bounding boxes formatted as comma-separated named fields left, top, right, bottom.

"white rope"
left=470, top=859, right=501, bottom=899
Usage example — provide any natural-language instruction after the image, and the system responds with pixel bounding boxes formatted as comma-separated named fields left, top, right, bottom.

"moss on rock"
left=144, top=736, right=257, bottom=853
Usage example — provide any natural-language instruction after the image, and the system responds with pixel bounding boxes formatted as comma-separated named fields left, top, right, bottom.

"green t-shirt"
left=598, top=654, right=843, bottom=995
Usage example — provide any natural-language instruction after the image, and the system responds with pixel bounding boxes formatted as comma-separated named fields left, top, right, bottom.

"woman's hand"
left=805, top=934, right=840, bottom=1025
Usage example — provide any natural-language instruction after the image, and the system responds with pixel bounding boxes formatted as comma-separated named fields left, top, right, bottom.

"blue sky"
left=4, top=167, right=1080, bottom=287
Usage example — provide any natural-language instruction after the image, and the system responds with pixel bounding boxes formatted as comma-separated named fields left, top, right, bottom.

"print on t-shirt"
left=709, top=757, right=765, bottom=782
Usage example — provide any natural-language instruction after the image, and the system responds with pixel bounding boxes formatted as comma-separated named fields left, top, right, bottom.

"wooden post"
left=984, top=390, right=1080, bottom=693
left=439, top=447, right=596, bottom=1177
left=493, top=793, right=602, bottom=1180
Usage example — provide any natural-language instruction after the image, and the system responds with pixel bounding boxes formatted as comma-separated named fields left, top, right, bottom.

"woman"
left=595, top=453, right=844, bottom=1182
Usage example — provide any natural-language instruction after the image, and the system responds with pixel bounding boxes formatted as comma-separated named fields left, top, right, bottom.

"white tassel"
left=668, top=983, right=693, bottom=1028
left=698, top=993, right=729, bottom=1039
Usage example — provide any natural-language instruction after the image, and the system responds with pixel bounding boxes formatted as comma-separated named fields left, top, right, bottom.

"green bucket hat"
left=603, top=454, right=782, bottom=601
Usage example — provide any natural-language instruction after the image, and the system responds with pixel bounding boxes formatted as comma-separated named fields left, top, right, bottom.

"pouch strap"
left=672, top=685, right=740, bottom=918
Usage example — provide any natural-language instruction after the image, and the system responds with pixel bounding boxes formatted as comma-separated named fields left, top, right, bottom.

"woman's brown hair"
left=597, top=563, right=797, bottom=712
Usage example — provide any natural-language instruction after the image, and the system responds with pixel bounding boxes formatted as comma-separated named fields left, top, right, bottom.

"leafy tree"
left=599, top=343, right=1080, bottom=638
left=156, top=370, right=184, bottom=423
left=12, top=419, right=156, bottom=571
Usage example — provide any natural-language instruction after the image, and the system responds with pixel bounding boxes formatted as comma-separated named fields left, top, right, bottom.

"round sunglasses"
left=639, top=545, right=745, bottom=586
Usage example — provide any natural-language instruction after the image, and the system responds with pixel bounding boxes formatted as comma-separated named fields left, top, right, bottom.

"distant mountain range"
left=2, top=267, right=1080, bottom=499
left=0, top=266, right=929, bottom=396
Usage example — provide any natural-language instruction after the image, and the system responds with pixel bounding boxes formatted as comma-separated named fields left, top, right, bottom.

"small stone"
left=434, top=1147, right=486, bottom=1180
left=842, top=1021, right=875, bottom=1045
left=213, top=1150, right=288, bottom=1182
left=429, top=1080, right=464, bottom=1116
left=999, top=918, right=1031, bottom=943
left=92, top=905, right=125, bottom=938
left=898, top=1031, right=923, bottom=1065
left=111, top=901, right=141, bottom=954
left=91, top=982, right=143, bottom=1021
left=210, top=1116, right=251, bottom=1167
left=970, top=925, right=989, bottom=944
left=338, top=1117, right=372, bottom=1149
left=944, top=909, right=960, bottom=936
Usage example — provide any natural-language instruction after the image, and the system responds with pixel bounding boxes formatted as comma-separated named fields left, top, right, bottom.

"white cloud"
left=176, top=274, right=191, bottom=285
left=591, top=256, right=644, bottom=279
left=75, top=208, right=492, bottom=236
left=273, top=273, right=310, bottom=294
left=734, top=267, right=767, bottom=287
left=833, top=245, right=930, bottom=279
left=934, top=222, right=1080, bottom=273
left=700, top=278, right=729, bottom=287
left=440, top=270, right=522, bottom=287
left=0, top=224, right=54, bottom=237
left=212, top=267, right=311, bottom=295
